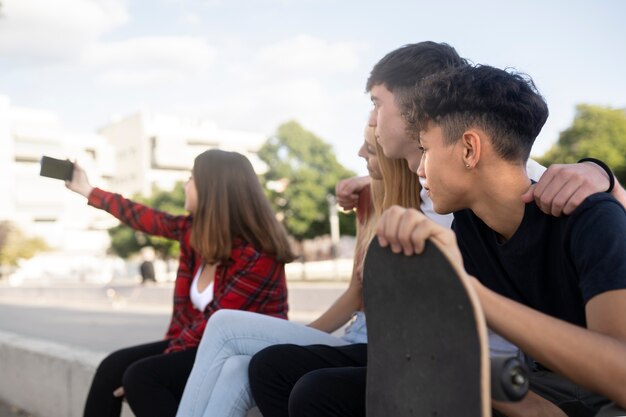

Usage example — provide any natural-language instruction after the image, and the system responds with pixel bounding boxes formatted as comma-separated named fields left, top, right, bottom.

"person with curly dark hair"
left=375, top=64, right=626, bottom=416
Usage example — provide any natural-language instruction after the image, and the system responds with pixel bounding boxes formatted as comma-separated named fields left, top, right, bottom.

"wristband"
left=578, top=157, right=615, bottom=193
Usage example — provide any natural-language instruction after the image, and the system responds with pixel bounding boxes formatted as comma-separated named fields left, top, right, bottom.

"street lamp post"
left=326, top=194, right=340, bottom=260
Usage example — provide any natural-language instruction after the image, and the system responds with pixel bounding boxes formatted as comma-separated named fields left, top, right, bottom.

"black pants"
left=83, top=340, right=197, bottom=417
left=248, top=343, right=608, bottom=417
left=528, top=370, right=609, bottom=417
left=249, top=343, right=367, bottom=417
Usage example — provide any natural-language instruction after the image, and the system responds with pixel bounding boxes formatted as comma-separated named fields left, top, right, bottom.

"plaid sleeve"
left=164, top=243, right=288, bottom=353
left=88, top=187, right=190, bottom=240
left=163, top=233, right=195, bottom=341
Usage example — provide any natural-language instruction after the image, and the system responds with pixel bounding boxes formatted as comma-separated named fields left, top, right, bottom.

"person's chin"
left=430, top=195, right=443, bottom=213
left=433, top=201, right=455, bottom=215
left=366, top=167, right=379, bottom=178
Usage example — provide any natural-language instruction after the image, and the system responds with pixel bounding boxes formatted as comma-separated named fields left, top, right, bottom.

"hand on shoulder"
left=335, top=175, right=371, bottom=211
left=522, top=161, right=612, bottom=216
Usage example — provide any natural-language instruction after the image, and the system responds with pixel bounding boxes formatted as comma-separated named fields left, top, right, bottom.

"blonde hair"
left=353, top=134, right=422, bottom=275
left=376, top=138, right=421, bottom=211
left=190, top=149, right=294, bottom=264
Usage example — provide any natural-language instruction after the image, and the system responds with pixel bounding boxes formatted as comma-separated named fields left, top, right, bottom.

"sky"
left=1, top=0, right=625, bottom=175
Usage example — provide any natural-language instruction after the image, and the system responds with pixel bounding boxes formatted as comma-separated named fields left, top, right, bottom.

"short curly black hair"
left=406, top=65, right=549, bottom=162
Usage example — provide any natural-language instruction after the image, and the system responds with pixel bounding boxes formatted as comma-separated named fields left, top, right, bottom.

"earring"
left=465, top=164, right=470, bottom=168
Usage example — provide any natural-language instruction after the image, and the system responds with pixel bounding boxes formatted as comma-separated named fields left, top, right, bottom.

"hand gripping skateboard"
left=363, top=238, right=527, bottom=417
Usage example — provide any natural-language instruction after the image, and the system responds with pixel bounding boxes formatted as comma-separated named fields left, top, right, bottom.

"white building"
left=100, top=111, right=268, bottom=197
left=0, top=95, right=116, bottom=255
left=0, top=95, right=268, bottom=258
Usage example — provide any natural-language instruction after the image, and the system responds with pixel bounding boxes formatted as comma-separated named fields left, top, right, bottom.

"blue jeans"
left=176, top=309, right=364, bottom=417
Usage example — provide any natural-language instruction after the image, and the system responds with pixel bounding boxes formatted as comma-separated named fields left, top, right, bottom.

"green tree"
left=258, top=120, right=356, bottom=241
left=0, top=221, right=49, bottom=267
left=108, top=182, right=186, bottom=259
left=538, top=105, right=626, bottom=183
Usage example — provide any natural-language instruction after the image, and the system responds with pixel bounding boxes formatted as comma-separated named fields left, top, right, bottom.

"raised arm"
left=66, top=163, right=189, bottom=241
left=65, top=162, right=94, bottom=198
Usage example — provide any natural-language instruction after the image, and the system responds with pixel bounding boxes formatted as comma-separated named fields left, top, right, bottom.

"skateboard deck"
left=363, top=238, right=491, bottom=417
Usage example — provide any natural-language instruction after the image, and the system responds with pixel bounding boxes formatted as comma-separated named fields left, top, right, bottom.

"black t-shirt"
left=453, top=193, right=626, bottom=328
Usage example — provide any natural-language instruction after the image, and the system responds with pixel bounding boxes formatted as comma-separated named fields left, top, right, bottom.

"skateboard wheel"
left=490, top=356, right=529, bottom=402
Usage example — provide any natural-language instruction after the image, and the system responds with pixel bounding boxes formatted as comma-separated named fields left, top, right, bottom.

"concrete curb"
left=0, top=330, right=121, bottom=417
left=0, top=329, right=265, bottom=417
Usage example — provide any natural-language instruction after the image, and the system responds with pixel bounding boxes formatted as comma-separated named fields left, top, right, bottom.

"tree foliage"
left=258, top=120, right=356, bottom=240
left=538, top=105, right=626, bottom=184
left=0, top=221, right=49, bottom=266
left=108, top=182, right=186, bottom=259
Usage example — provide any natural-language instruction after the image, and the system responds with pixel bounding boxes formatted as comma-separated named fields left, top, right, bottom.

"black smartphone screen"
left=40, top=156, right=74, bottom=181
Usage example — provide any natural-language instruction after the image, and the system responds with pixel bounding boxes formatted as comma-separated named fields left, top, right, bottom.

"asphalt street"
left=0, top=302, right=169, bottom=353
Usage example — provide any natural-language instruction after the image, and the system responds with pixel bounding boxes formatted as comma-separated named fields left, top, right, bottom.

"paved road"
left=0, top=281, right=342, bottom=352
left=0, top=302, right=169, bottom=353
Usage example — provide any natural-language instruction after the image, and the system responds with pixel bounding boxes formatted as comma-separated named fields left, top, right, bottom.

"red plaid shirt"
left=88, top=188, right=289, bottom=353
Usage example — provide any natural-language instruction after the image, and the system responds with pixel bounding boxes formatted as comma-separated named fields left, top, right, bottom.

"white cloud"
left=256, top=34, right=363, bottom=74
left=97, top=69, right=186, bottom=87
left=182, top=13, right=201, bottom=25
left=160, top=34, right=371, bottom=170
left=174, top=76, right=368, bottom=165
left=0, top=0, right=128, bottom=65
left=84, top=36, right=217, bottom=86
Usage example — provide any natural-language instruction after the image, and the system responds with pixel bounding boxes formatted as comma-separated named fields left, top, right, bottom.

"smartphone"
left=40, top=156, right=74, bottom=181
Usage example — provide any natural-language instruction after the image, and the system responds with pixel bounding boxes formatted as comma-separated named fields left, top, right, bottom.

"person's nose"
left=358, top=142, right=368, bottom=159
left=368, top=109, right=377, bottom=127
left=416, top=152, right=426, bottom=177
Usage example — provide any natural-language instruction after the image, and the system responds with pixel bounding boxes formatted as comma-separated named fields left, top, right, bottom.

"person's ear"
left=461, top=130, right=481, bottom=169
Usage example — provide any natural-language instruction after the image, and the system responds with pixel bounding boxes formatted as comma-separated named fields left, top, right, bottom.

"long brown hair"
left=190, top=149, right=294, bottom=264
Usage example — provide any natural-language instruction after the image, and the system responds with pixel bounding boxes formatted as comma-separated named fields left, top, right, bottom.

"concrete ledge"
left=0, top=330, right=136, bottom=417
left=0, top=330, right=264, bottom=417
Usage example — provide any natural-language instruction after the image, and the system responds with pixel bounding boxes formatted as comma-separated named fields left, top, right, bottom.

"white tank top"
left=190, top=265, right=214, bottom=311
